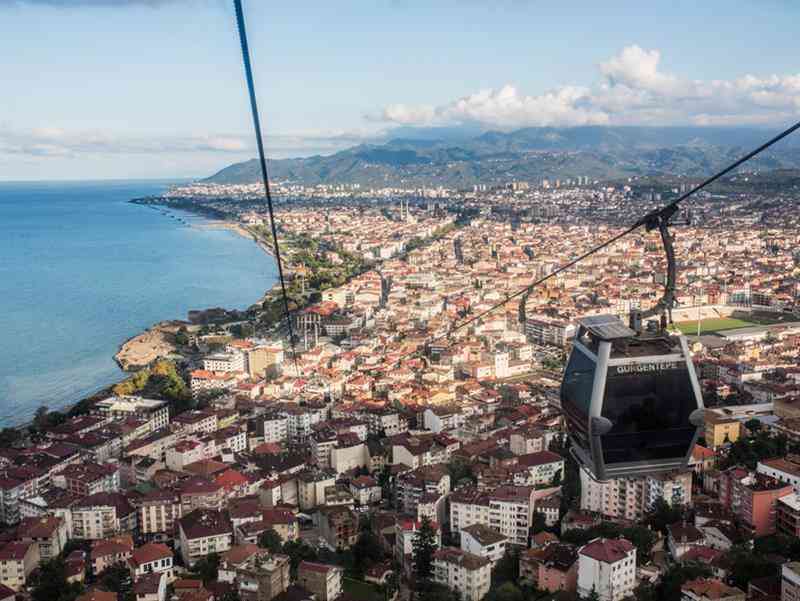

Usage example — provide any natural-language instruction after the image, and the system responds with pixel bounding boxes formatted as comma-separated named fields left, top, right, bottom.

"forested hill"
left=204, top=125, right=800, bottom=187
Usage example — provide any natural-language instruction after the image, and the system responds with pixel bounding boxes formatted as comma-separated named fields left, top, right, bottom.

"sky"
left=1, top=0, right=799, bottom=180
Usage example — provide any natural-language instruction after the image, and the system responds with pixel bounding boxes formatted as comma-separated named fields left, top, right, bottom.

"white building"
left=577, top=538, right=636, bottom=601
left=433, top=547, right=491, bottom=601
left=516, top=451, right=565, bottom=486
left=580, top=468, right=692, bottom=521
left=450, top=486, right=534, bottom=546
left=261, top=414, right=289, bottom=444
left=93, top=396, right=170, bottom=431
left=177, top=509, right=233, bottom=567
left=460, top=524, right=507, bottom=566
left=203, top=351, right=245, bottom=373
left=129, top=542, right=174, bottom=582
left=757, top=458, right=800, bottom=494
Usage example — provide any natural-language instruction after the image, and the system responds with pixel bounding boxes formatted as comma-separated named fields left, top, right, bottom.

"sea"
left=0, top=180, right=278, bottom=425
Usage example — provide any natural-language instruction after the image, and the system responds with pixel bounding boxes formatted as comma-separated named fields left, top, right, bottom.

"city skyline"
left=1, top=0, right=799, bottom=179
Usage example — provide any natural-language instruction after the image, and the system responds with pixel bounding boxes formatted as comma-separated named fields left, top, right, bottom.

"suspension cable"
left=233, top=0, right=300, bottom=376
left=406, top=119, right=800, bottom=359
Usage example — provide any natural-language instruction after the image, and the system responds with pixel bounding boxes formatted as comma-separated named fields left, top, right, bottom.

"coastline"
left=113, top=210, right=279, bottom=375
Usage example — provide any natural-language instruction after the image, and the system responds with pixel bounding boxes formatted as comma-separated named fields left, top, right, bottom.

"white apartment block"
left=460, top=524, right=507, bottom=566
left=450, top=486, right=534, bottom=546
left=757, top=458, right=800, bottom=494
left=203, top=351, right=245, bottom=373
left=433, top=547, right=491, bottom=601
left=93, top=396, right=170, bottom=431
left=580, top=468, right=692, bottom=521
left=261, top=414, right=289, bottom=443
left=577, top=538, right=636, bottom=601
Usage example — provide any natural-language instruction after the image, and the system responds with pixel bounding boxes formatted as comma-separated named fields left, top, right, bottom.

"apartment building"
left=93, top=396, right=169, bottom=431
left=396, top=464, right=451, bottom=516
left=297, top=562, right=342, bottom=601
left=171, top=411, right=218, bottom=435
left=719, top=470, right=793, bottom=536
left=783, top=562, right=800, bottom=601
left=516, top=451, right=564, bottom=486
left=757, top=456, right=800, bottom=493
left=90, top=536, right=133, bottom=575
left=519, top=543, right=578, bottom=594
left=318, top=507, right=358, bottom=551
left=139, top=489, right=182, bottom=542
left=235, top=552, right=291, bottom=601
left=460, top=523, right=507, bottom=566
left=0, top=541, right=39, bottom=591
left=778, top=493, right=800, bottom=538
left=577, top=538, right=636, bottom=601
left=55, top=463, right=120, bottom=497
left=0, top=468, right=42, bottom=525
left=189, top=370, right=240, bottom=398
left=450, top=486, right=535, bottom=546
left=433, top=547, right=491, bottom=601
left=365, top=408, right=407, bottom=437
left=259, top=414, right=288, bottom=444
left=177, top=509, right=233, bottom=567
left=681, top=578, right=745, bottom=601
left=129, top=543, right=175, bottom=582
left=509, top=427, right=546, bottom=456
left=580, top=468, right=692, bottom=521
left=704, top=413, right=742, bottom=449
left=524, top=316, right=575, bottom=348
left=203, top=351, right=245, bottom=373
left=71, top=492, right=136, bottom=540
left=17, top=515, right=68, bottom=561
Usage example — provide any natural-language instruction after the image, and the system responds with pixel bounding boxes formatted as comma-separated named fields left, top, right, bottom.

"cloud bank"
left=0, top=126, right=374, bottom=160
left=377, top=45, right=800, bottom=129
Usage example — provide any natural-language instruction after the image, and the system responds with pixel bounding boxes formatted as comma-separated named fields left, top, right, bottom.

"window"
left=561, top=349, right=595, bottom=416
left=601, top=364, right=698, bottom=465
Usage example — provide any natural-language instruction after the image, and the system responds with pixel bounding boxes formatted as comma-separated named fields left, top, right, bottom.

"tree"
left=491, top=547, right=520, bottom=587
left=645, top=498, right=685, bottom=535
left=175, top=326, right=190, bottom=346
left=412, top=516, right=438, bottom=585
left=352, top=529, right=383, bottom=578
left=745, top=418, right=762, bottom=433
left=724, top=544, right=778, bottom=590
left=656, top=563, right=711, bottom=601
left=30, top=558, right=84, bottom=601
left=447, top=456, right=476, bottom=487
left=282, top=540, right=318, bottom=576
left=258, top=529, right=283, bottom=553
left=620, top=526, right=657, bottom=561
left=418, top=582, right=459, bottom=601
left=190, top=552, right=220, bottom=585
left=98, top=561, right=133, bottom=601
left=631, top=582, right=657, bottom=601
left=488, top=583, right=523, bottom=601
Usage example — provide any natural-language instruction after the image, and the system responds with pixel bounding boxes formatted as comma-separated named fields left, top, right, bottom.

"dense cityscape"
left=2, top=169, right=800, bottom=601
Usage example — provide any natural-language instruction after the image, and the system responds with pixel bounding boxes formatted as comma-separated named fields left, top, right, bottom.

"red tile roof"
left=579, top=538, right=635, bottom=563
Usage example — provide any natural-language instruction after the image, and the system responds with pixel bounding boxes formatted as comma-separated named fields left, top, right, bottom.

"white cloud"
left=0, top=125, right=379, bottom=161
left=377, top=45, right=800, bottom=129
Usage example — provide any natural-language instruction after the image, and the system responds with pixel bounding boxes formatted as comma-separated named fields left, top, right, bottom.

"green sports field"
left=673, top=317, right=759, bottom=335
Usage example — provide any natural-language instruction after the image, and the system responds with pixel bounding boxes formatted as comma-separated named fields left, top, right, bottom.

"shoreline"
left=113, top=208, right=280, bottom=375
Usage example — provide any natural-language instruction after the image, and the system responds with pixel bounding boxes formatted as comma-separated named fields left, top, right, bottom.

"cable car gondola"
left=561, top=211, right=705, bottom=481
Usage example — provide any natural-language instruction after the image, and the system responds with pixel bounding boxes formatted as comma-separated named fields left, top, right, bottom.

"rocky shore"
left=114, top=321, right=186, bottom=371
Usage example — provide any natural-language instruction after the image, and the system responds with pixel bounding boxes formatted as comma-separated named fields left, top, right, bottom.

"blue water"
left=0, top=180, right=277, bottom=425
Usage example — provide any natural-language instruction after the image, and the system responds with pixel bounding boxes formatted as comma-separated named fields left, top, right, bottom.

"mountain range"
left=203, top=126, right=800, bottom=188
